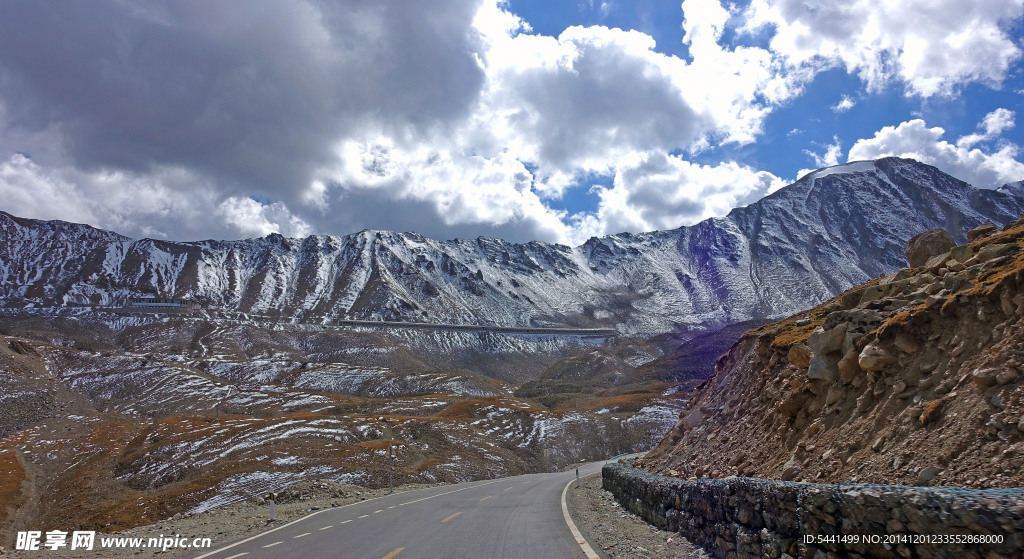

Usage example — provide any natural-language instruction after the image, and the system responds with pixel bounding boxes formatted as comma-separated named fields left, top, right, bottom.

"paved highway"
left=193, top=461, right=612, bottom=559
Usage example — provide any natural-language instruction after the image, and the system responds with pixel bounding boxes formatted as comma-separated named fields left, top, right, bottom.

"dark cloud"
left=0, top=0, right=486, bottom=204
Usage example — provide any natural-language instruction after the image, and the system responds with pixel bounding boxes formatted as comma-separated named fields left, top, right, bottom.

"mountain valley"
left=2, top=157, right=1024, bottom=539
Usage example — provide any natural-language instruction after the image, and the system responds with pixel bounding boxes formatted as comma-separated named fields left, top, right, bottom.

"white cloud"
left=743, top=0, right=1024, bottom=97
left=848, top=112, right=1024, bottom=188
left=302, top=2, right=803, bottom=243
left=2, top=0, right=1020, bottom=247
left=0, top=153, right=311, bottom=240
left=804, top=136, right=843, bottom=168
left=590, top=153, right=785, bottom=236
left=831, top=95, right=856, bottom=113
left=958, top=108, right=1016, bottom=148
left=326, top=137, right=570, bottom=241
left=216, top=197, right=311, bottom=238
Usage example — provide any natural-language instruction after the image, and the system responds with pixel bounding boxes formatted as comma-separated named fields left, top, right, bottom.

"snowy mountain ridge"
left=2, top=157, right=1022, bottom=335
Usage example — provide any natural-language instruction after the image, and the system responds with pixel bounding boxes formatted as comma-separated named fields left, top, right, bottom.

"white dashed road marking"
left=262, top=542, right=282, bottom=548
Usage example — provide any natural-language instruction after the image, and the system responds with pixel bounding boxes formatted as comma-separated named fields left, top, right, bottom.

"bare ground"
left=567, top=473, right=708, bottom=559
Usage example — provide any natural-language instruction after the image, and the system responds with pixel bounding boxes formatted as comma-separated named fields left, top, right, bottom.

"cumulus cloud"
left=0, top=0, right=794, bottom=244
left=590, top=153, right=785, bottom=236
left=831, top=95, right=856, bottom=113
left=0, top=0, right=489, bottom=238
left=803, top=136, right=843, bottom=169
left=958, top=108, right=1016, bottom=148
left=0, top=0, right=1021, bottom=247
left=743, top=0, right=1024, bottom=97
left=215, top=197, right=311, bottom=238
left=0, top=153, right=224, bottom=239
left=848, top=110, right=1024, bottom=188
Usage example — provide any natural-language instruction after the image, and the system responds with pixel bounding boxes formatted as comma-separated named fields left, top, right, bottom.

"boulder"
left=918, top=466, right=941, bottom=483
left=825, top=386, right=843, bottom=405
left=966, top=223, right=998, bottom=242
left=996, top=369, right=1018, bottom=385
left=949, top=245, right=973, bottom=262
left=975, top=243, right=1017, bottom=263
left=905, top=229, right=956, bottom=267
left=787, top=343, right=812, bottom=369
left=807, top=355, right=839, bottom=382
left=807, top=323, right=847, bottom=355
left=924, top=251, right=952, bottom=271
left=919, top=399, right=944, bottom=425
left=781, top=465, right=803, bottom=481
left=972, top=368, right=999, bottom=387
left=879, top=268, right=914, bottom=285
left=777, top=391, right=811, bottom=417
left=838, top=349, right=862, bottom=384
left=858, top=343, right=896, bottom=372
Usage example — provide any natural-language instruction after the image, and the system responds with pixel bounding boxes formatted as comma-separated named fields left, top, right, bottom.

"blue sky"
left=510, top=0, right=1024, bottom=218
left=0, top=0, right=1021, bottom=244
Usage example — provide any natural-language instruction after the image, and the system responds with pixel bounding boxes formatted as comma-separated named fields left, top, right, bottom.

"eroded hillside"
left=0, top=316, right=687, bottom=537
left=639, top=219, right=1024, bottom=489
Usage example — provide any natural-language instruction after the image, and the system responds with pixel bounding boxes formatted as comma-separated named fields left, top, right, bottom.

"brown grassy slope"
left=638, top=220, right=1024, bottom=488
left=0, top=450, right=27, bottom=538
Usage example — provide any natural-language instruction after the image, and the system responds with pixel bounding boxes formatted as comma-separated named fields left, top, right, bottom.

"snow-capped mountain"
left=2, top=157, right=1021, bottom=335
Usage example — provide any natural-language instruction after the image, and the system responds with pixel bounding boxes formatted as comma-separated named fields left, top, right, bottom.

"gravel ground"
left=567, top=473, right=709, bottom=559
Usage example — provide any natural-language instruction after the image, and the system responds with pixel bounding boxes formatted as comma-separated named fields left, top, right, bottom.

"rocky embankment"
left=638, top=219, right=1024, bottom=489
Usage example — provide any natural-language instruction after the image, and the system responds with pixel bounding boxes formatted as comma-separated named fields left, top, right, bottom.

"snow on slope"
left=2, top=158, right=1021, bottom=335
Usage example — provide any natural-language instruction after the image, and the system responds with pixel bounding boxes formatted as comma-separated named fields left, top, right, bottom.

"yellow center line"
left=441, top=511, right=462, bottom=523
left=381, top=548, right=404, bottom=559
left=479, top=496, right=492, bottom=502
left=503, top=487, right=513, bottom=491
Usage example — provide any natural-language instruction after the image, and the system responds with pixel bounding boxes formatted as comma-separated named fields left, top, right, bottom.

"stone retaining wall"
left=603, top=461, right=1024, bottom=558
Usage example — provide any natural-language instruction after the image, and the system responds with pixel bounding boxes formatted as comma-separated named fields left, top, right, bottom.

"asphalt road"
left=192, top=460, right=614, bottom=559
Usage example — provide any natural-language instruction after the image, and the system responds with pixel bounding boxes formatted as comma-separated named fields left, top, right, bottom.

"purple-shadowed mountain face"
left=2, top=157, right=1021, bottom=336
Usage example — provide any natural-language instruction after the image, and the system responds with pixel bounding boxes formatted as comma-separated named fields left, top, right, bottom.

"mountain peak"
left=1, top=157, right=1021, bottom=334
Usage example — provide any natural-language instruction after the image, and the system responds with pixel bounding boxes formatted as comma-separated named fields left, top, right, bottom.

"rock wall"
left=603, top=460, right=1024, bottom=559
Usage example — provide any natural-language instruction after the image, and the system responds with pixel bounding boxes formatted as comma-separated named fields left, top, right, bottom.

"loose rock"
left=858, top=343, right=896, bottom=372
left=966, top=223, right=998, bottom=241
left=905, top=229, right=955, bottom=267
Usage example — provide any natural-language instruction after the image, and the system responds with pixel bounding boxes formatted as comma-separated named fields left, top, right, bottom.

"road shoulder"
left=565, top=472, right=709, bottom=559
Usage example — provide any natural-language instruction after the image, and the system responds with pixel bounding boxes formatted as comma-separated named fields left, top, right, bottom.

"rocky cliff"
left=639, top=220, right=1024, bottom=489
